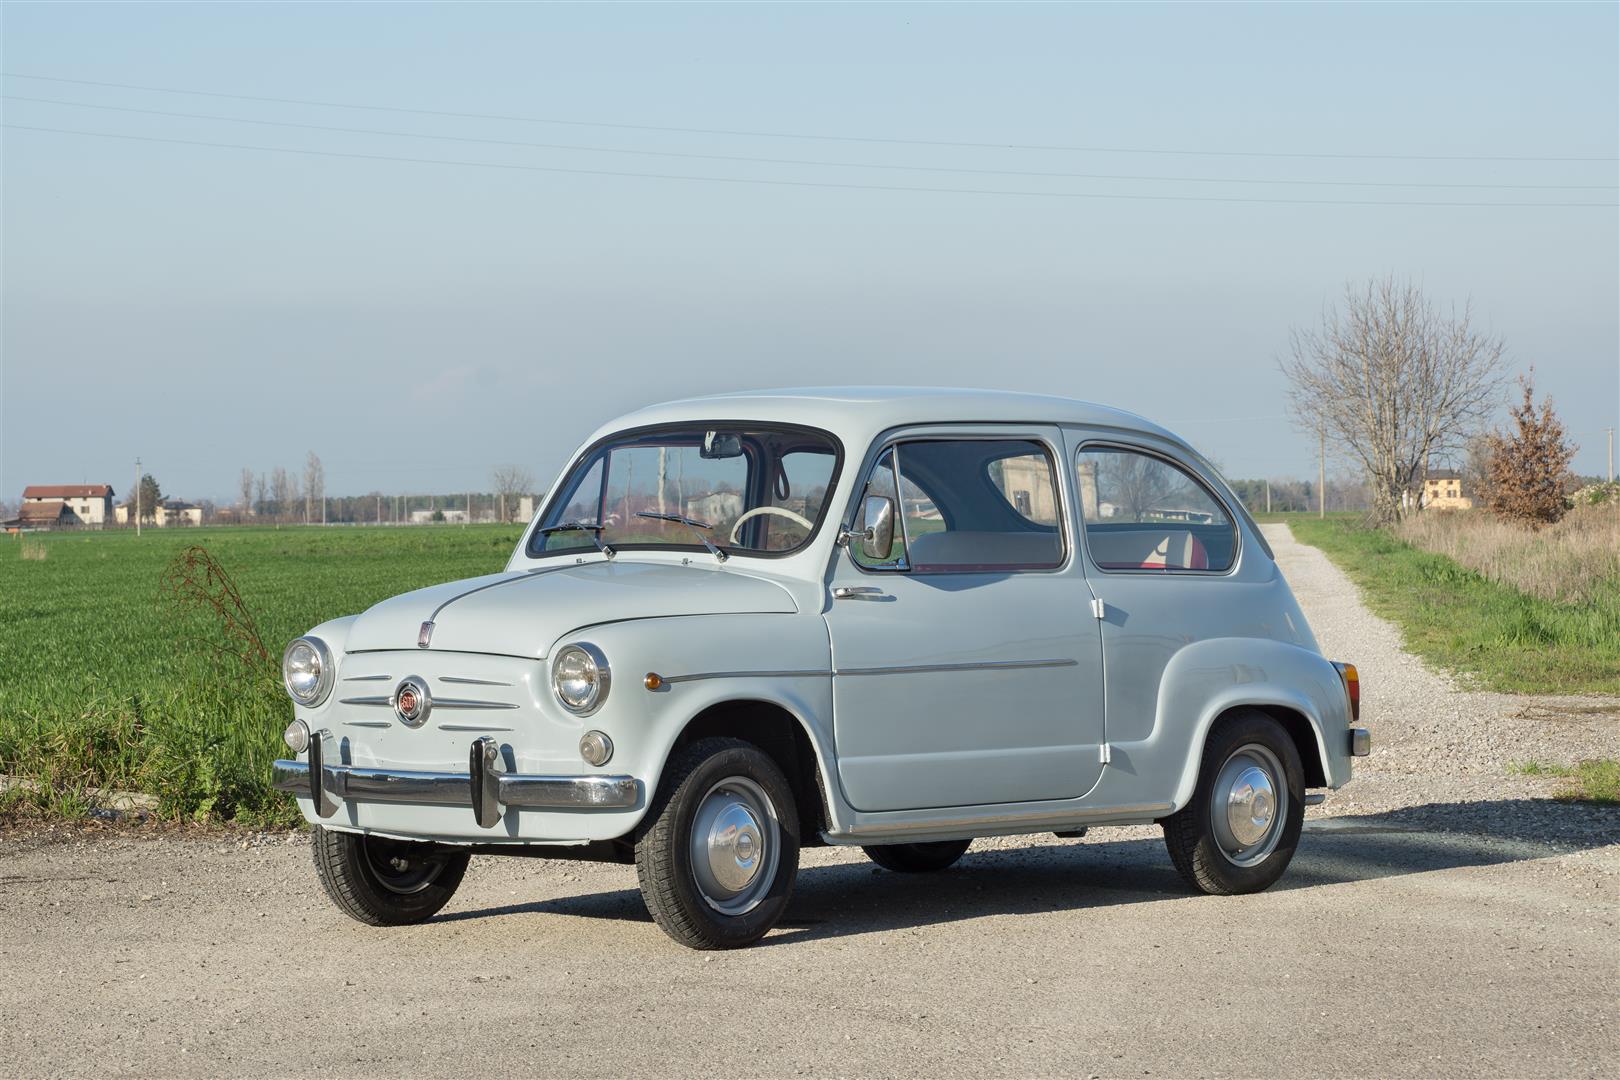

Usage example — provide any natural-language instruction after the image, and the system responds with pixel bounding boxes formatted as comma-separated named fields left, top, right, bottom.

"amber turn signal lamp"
left=1333, top=662, right=1360, bottom=722
left=644, top=672, right=664, bottom=691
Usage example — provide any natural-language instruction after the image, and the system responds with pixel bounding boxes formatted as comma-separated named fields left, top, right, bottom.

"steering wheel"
left=729, top=506, right=814, bottom=544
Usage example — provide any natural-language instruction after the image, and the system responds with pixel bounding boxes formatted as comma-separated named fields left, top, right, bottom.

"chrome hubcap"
left=689, top=776, right=779, bottom=916
left=1210, top=744, right=1287, bottom=867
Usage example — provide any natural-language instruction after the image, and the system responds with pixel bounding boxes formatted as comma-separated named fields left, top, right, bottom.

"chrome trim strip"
left=339, top=695, right=392, bottom=707
left=835, top=658, right=1079, bottom=677
left=271, top=758, right=638, bottom=810
left=433, top=698, right=519, bottom=711
left=661, top=668, right=832, bottom=684
left=440, top=676, right=512, bottom=686
left=342, top=721, right=392, bottom=729
left=439, top=723, right=514, bottom=732
left=831, top=801, right=1173, bottom=839
left=342, top=674, right=392, bottom=683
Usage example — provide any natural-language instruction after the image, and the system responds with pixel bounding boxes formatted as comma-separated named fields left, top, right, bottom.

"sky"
left=2, top=2, right=1617, bottom=503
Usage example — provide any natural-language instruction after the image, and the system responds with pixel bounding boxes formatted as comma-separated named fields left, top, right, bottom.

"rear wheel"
left=635, top=738, right=800, bottom=949
left=311, top=826, right=469, bottom=925
left=1162, top=710, right=1304, bottom=895
left=862, top=839, right=972, bottom=873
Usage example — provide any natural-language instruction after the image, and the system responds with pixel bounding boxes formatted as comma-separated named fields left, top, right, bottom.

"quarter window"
left=1076, top=447, right=1236, bottom=572
left=856, top=439, right=1064, bottom=573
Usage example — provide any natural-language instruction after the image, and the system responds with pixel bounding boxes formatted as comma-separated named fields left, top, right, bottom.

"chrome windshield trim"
left=835, top=658, right=1079, bottom=677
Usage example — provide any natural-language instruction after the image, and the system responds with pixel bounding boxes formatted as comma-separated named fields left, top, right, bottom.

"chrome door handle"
left=832, top=586, right=885, bottom=600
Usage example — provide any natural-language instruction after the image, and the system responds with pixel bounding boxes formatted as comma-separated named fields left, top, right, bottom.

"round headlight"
left=551, top=643, right=610, bottom=715
left=282, top=636, right=334, bottom=707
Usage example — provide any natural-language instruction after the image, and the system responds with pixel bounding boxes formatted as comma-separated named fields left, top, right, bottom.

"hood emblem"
left=393, top=676, right=432, bottom=727
left=418, top=621, right=434, bottom=648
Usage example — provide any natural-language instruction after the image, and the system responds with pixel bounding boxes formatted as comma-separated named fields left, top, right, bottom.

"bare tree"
left=270, top=467, right=292, bottom=523
left=254, top=472, right=269, bottom=519
left=304, top=452, right=325, bottom=524
left=491, top=464, right=535, bottom=523
left=239, top=468, right=254, bottom=516
left=1281, top=276, right=1505, bottom=525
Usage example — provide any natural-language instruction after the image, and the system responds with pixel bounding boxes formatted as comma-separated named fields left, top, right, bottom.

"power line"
left=5, top=70, right=1614, bottom=164
left=8, top=94, right=1613, bottom=193
left=9, top=123, right=1615, bottom=208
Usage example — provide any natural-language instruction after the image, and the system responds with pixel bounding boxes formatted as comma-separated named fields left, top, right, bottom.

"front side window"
left=1075, top=447, right=1236, bottom=572
left=531, top=425, right=839, bottom=558
left=856, top=438, right=1064, bottom=573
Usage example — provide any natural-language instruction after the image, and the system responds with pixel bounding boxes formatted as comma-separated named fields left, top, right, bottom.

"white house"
left=21, top=484, right=115, bottom=527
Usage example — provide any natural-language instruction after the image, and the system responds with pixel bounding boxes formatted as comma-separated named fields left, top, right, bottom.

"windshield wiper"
left=537, top=521, right=615, bottom=559
left=635, top=511, right=728, bottom=563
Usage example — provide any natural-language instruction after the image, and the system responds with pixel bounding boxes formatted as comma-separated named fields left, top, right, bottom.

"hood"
left=343, top=561, right=798, bottom=658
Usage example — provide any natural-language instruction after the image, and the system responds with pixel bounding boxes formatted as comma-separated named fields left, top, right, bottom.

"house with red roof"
left=20, top=484, right=116, bottom=528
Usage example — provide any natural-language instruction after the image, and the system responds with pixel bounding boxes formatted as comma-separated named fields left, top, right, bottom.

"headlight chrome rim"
left=551, top=642, right=610, bottom=716
left=282, top=636, right=335, bottom=708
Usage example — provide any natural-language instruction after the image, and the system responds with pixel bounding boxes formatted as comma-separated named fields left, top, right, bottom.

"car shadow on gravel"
left=435, top=798, right=1618, bottom=943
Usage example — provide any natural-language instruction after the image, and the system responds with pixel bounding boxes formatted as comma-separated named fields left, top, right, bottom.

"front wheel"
left=311, top=826, right=469, bottom=925
left=1162, top=710, right=1305, bottom=895
left=635, top=737, right=800, bottom=949
left=862, top=839, right=972, bottom=873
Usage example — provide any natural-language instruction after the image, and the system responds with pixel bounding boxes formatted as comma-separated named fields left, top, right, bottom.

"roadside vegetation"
left=1511, top=759, right=1620, bottom=805
left=1285, top=514, right=1620, bottom=696
left=0, top=525, right=523, bottom=825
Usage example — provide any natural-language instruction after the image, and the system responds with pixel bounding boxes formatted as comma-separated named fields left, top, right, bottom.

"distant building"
left=1420, top=469, right=1472, bottom=510
left=21, top=484, right=115, bottom=527
left=113, top=499, right=203, bottom=527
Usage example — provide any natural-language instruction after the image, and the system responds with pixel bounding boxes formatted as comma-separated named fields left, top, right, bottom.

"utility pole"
left=1265, top=479, right=1271, bottom=515
left=1608, top=428, right=1615, bottom=484
left=466, top=492, right=471, bottom=527
left=134, top=457, right=142, bottom=538
left=1318, top=428, right=1326, bottom=519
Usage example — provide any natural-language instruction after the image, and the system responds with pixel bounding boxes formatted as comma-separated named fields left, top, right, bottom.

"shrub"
left=1481, top=373, right=1576, bottom=526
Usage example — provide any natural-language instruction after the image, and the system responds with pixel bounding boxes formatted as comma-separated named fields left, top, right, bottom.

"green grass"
left=1511, top=759, right=1620, bottom=804
left=0, top=525, right=523, bottom=824
left=1285, top=517, right=1620, bottom=695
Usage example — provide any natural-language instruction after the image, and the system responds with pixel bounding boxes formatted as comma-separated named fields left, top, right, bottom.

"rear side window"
left=1076, top=447, right=1236, bottom=572
left=862, top=438, right=1063, bottom=573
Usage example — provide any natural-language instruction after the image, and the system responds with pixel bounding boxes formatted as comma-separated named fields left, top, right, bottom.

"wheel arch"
left=668, top=698, right=833, bottom=847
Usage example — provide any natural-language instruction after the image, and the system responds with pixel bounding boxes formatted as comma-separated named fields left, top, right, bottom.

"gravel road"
left=2, top=524, right=1616, bottom=1079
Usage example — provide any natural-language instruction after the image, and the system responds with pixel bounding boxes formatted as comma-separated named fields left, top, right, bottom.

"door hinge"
left=1099, top=743, right=1112, bottom=765
left=1091, top=597, right=1105, bottom=620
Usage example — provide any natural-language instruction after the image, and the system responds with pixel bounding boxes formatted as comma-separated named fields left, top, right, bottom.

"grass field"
left=0, top=525, right=523, bottom=824
left=1284, top=515, right=1620, bottom=696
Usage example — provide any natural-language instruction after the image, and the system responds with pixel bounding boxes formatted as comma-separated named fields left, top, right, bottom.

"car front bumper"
left=272, top=729, right=639, bottom=830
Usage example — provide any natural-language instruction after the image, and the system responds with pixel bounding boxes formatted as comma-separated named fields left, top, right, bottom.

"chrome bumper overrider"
left=272, top=731, right=639, bottom=828
left=1349, top=728, right=1371, bottom=757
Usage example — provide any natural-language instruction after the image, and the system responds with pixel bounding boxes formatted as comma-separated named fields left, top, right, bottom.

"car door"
left=823, top=427, right=1107, bottom=813
left=1070, top=437, right=1247, bottom=745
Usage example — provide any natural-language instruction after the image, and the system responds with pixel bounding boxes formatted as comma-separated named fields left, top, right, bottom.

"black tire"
left=1162, top=710, right=1305, bottom=896
left=861, top=839, right=972, bottom=873
left=634, top=737, right=800, bottom=950
left=311, top=826, right=470, bottom=926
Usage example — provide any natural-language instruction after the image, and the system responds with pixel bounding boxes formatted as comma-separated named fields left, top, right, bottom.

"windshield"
left=529, top=424, right=841, bottom=559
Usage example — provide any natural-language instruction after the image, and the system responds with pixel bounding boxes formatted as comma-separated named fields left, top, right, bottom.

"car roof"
left=596, top=386, right=1190, bottom=450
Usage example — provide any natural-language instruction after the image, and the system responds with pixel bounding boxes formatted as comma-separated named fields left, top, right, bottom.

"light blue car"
left=275, top=388, right=1369, bottom=948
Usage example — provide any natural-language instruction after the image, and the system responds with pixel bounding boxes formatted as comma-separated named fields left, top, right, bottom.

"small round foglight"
left=282, top=636, right=334, bottom=707
left=551, top=643, right=610, bottom=715
left=579, top=730, right=614, bottom=767
left=283, top=719, right=310, bottom=754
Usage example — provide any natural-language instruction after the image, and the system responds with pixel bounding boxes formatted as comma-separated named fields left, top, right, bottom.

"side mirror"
left=859, top=495, right=895, bottom=561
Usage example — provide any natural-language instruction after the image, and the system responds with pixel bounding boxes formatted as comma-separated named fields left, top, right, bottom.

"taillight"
left=1333, top=661, right=1360, bottom=723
